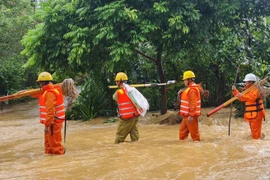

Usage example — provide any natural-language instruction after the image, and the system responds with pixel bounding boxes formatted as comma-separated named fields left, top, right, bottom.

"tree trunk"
left=135, top=47, right=167, bottom=114
left=156, top=45, right=167, bottom=115
left=215, top=70, right=226, bottom=106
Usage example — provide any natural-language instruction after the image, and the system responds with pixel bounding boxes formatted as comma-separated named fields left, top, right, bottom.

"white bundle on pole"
left=123, top=83, right=149, bottom=117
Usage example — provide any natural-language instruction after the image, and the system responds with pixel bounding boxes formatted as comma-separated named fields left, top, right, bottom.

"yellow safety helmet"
left=36, top=72, right=53, bottom=82
left=115, top=72, right=128, bottom=81
left=182, top=70, right=195, bottom=80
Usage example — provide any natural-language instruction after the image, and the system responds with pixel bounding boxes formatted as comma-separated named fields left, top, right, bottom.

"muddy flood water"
left=1, top=100, right=270, bottom=180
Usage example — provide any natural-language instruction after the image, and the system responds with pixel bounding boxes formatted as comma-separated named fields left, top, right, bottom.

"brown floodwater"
left=1, top=100, right=270, bottom=180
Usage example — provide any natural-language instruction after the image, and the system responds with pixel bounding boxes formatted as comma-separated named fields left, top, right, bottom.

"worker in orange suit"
left=113, top=72, right=140, bottom=144
left=178, top=70, right=201, bottom=141
left=36, top=72, right=66, bottom=154
left=232, top=73, right=265, bottom=140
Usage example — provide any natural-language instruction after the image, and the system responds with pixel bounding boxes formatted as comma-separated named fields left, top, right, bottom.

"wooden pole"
left=228, top=65, right=240, bottom=136
left=207, top=77, right=268, bottom=117
left=0, top=83, right=62, bottom=102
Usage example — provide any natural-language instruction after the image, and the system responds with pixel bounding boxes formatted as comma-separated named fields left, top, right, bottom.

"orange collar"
left=42, top=83, right=54, bottom=92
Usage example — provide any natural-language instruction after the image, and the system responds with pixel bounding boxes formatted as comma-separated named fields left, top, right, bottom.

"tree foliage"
left=0, top=0, right=37, bottom=97
left=21, top=0, right=270, bottom=118
left=67, top=75, right=112, bottom=120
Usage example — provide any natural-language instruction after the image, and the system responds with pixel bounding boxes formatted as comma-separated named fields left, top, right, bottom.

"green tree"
left=0, top=0, right=36, bottom=97
left=21, top=0, right=270, bottom=116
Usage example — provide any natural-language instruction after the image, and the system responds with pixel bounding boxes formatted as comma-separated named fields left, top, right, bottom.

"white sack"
left=123, top=83, right=149, bottom=117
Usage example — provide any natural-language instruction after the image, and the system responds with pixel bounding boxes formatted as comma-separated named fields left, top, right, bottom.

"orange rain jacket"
left=39, top=84, right=65, bottom=126
left=179, top=82, right=201, bottom=141
left=39, top=83, right=65, bottom=154
left=233, top=84, right=265, bottom=121
left=233, top=84, right=265, bottom=139
left=179, top=83, right=201, bottom=117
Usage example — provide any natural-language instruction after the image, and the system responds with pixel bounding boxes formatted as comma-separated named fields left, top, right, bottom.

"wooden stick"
left=228, top=65, right=240, bottom=136
left=207, top=77, right=268, bottom=117
left=0, top=83, right=62, bottom=102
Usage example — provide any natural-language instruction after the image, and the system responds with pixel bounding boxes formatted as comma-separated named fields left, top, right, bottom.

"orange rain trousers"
left=44, top=122, right=65, bottom=155
left=179, top=116, right=200, bottom=141
left=248, top=119, right=263, bottom=139
left=246, top=111, right=264, bottom=140
left=245, top=106, right=264, bottom=140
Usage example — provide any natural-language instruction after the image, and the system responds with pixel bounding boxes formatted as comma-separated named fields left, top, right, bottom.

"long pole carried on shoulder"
left=207, top=77, right=268, bottom=117
left=108, top=80, right=176, bottom=89
left=0, top=83, right=62, bottom=102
